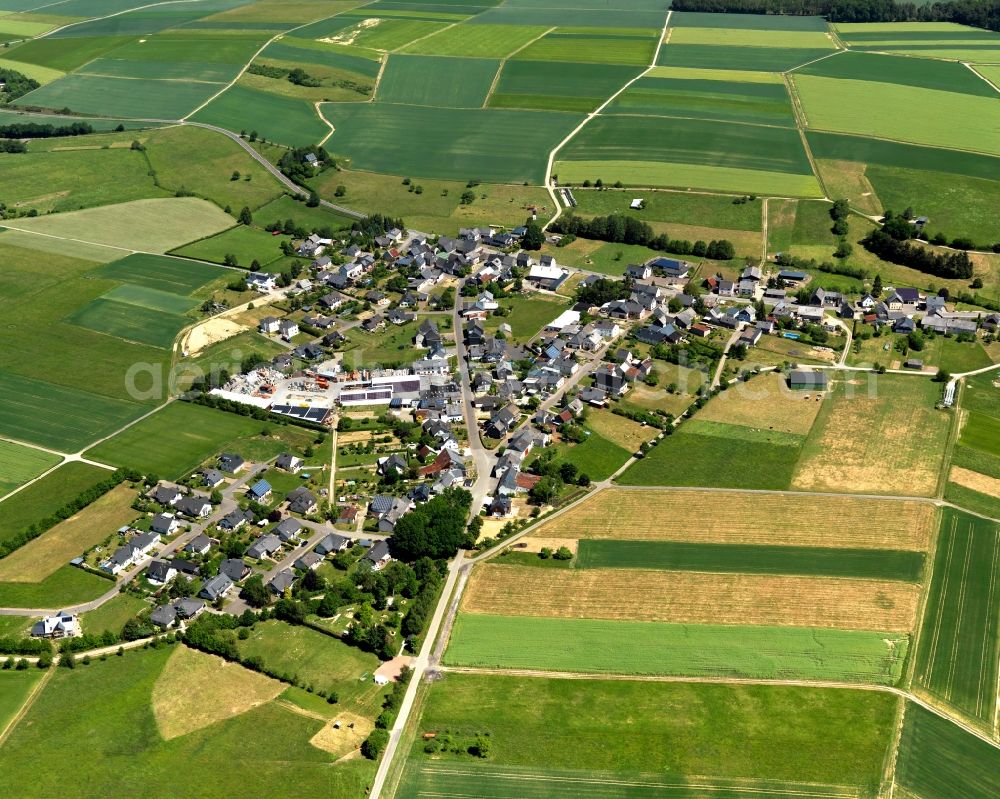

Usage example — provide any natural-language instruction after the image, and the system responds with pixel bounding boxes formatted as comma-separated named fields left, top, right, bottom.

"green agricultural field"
left=669, top=11, right=831, bottom=30
left=658, top=43, right=834, bottom=71
left=67, top=296, right=189, bottom=350
left=261, top=39, right=382, bottom=78
left=471, top=5, right=667, bottom=29
left=83, top=401, right=298, bottom=480
left=834, top=21, right=1000, bottom=61
left=576, top=540, right=925, bottom=581
left=350, top=18, right=450, bottom=50
left=401, top=22, right=548, bottom=57
left=0, top=146, right=165, bottom=215
left=958, top=411, right=1000, bottom=457
left=321, top=103, right=580, bottom=183
left=943, top=482, right=1000, bottom=521
left=0, top=462, right=108, bottom=548
left=404, top=672, right=896, bottom=790
left=794, top=50, right=997, bottom=96
left=0, top=370, right=144, bottom=453
left=192, top=84, right=330, bottom=148
left=236, top=620, right=384, bottom=710
left=489, top=60, right=641, bottom=113
left=607, top=74, right=797, bottom=126
left=556, top=115, right=821, bottom=196
left=571, top=187, right=763, bottom=230
left=91, top=254, right=227, bottom=295
left=78, top=32, right=266, bottom=81
left=0, top=670, right=44, bottom=735
left=3, top=35, right=133, bottom=72
left=0, top=565, right=110, bottom=608
left=446, top=614, right=910, bottom=684
left=16, top=74, right=223, bottom=120
left=377, top=54, right=499, bottom=107
left=172, top=225, right=288, bottom=267
left=0, top=646, right=375, bottom=799
left=0, top=441, right=61, bottom=499
left=0, top=56, right=63, bottom=84
left=914, top=508, right=1000, bottom=728
left=794, top=75, right=1000, bottom=156
left=951, top=443, right=1000, bottom=480
left=5, top=198, right=234, bottom=253
left=669, top=26, right=835, bottom=49
left=894, top=702, right=1000, bottom=799
left=620, top=420, right=804, bottom=490
left=513, top=30, right=657, bottom=65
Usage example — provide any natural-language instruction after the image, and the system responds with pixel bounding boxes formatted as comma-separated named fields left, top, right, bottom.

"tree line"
left=389, top=488, right=474, bottom=561
left=670, top=0, right=1000, bottom=29
left=0, top=121, right=94, bottom=139
left=551, top=213, right=735, bottom=259
left=862, top=214, right=974, bottom=279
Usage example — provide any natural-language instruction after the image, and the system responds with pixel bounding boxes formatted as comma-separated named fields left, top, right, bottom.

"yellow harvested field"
left=587, top=410, right=659, bottom=450
left=462, top=564, right=920, bottom=631
left=792, top=378, right=950, bottom=497
left=516, top=537, right=579, bottom=555
left=0, top=485, right=138, bottom=582
left=309, top=711, right=373, bottom=757
left=152, top=646, right=285, bottom=740
left=695, top=372, right=824, bottom=435
left=531, top=487, right=935, bottom=550
left=949, top=465, right=1000, bottom=497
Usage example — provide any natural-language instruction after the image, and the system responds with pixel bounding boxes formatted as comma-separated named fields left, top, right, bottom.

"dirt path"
left=0, top=666, right=53, bottom=747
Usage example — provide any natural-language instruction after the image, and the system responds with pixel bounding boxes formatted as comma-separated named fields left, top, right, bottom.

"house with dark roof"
left=220, top=558, right=251, bottom=582
left=273, top=517, right=303, bottom=543
left=315, top=532, right=350, bottom=555
left=276, top=453, right=303, bottom=473
left=175, top=496, right=213, bottom=519
left=246, top=534, right=281, bottom=560
left=146, top=559, right=176, bottom=586
left=199, top=574, right=234, bottom=601
left=788, top=370, right=829, bottom=391
left=185, top=533, right=212, bottom=555
left=286, top=486, right=318, bottom=515
left=364, top=540, right=392, bottom=570
left=268, top=569, right=296, bottom=594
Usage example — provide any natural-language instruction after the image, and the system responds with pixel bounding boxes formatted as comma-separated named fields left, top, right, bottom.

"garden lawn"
left=794, top=75, right=1000, bottom=156
left=0, top=441, right=60, bottom=499
left=482, top=294, right=569, bottom=341
left=79, top=592, right=148, bottom=637
left=415, top=671, right=897, bottom=779
left=83, top=402, right=285, bottom=480
left=620, top=420, right=803, bottom=490
left=447, top=614, right=909, bottom=685
left=320, top=102, right=580, bottom=183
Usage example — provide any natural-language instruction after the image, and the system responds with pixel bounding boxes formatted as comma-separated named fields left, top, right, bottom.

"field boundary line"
left=0, top=666, right=53, bottom=747
left=504, top=25, right=556, bottom=60
left=181, top=0, right=381, bottom=121
left=880, top=692, right=908, bottom=798
left=541, top=9, right=672, bottom=229
left=38, top=0, right=200, bottom=38
left=782, top=73, right=829, bottom=200
left=596, top=111, right=800, bottom=131
left=72, top=73, right=226, bottom=85
left=0, top=456, right=67, bottom=506
left=437, top=666, right=1000, bottom=752
left=482, top=59, right=506, bottom=109
left=371, top=53, right=388, bottom=101
left=965, top=62, right=1000, bottom=94
left=392, top=20, right=461, bottom=53
left=784, top=48, right=845, bottom=74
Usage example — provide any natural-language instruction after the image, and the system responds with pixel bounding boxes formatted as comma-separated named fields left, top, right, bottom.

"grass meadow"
left=620, top=419, right=804, bottom=490
left=0, top=565, right=110, bottom=608
left=0, top=645, right=375, bottom=799
left=0, top=441, right=60, bottom=499
left=575, top=539, right=925, bottom=581
left=83, top=401, right=309, bottom=480
left=446, top=614, right=910, bottom=684
left=914, top=508, right=1000, bottom=729
left=79, top=592, right=148, bottom=637
left=553, top=427, right=632, bottom=481
left=172, top=224, right=288, bottom=267
left=406, top=672, right=895, bottom=789
left=792, top=375, right=951, bottom=497
left=0, top=669, right=44, bottom=735
left=894, top=702, right=1000, bottom=799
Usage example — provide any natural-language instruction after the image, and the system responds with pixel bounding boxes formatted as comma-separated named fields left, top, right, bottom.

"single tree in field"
left=238, top=206, right=253, bottom=225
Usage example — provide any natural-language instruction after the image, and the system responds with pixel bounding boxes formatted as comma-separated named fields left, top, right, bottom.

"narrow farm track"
left=0, top=666, right=53, bottom=747
left=541, top=9, right=673, bottom=228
